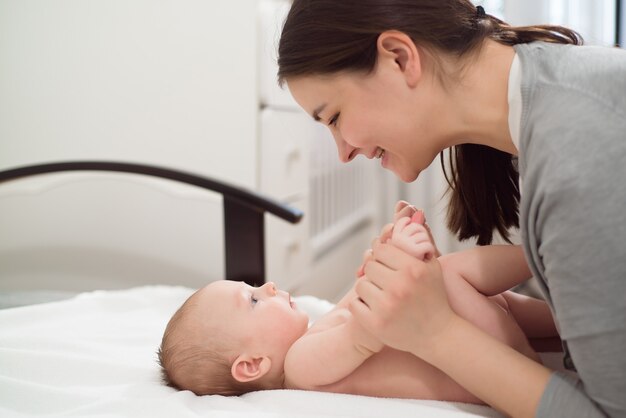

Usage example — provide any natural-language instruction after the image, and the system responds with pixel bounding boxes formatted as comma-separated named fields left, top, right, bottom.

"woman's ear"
left=231, top=354, right=272, bottom=383
left=376, top=31, right=422, bottom=87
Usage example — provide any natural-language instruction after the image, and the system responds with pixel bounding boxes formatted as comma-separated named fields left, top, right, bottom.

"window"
left=618, top=0, right=625, bottom=46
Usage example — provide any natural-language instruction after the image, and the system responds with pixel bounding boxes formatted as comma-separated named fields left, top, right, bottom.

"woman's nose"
left=261, top=282, right=277, bottom=296
left=332, top=132, right=357, bottom=163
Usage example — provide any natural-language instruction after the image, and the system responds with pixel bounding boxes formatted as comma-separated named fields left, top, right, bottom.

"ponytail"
left=443, top=12, right=582, bottom=245
left=442, top=145, right=520, bottom=245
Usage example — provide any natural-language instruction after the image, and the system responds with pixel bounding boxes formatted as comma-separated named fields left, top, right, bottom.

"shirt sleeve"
left=530, top=168, right=626, bottom=418
left=520, top=96, right=626, bottom=418
left=537, top=372, right=604, bottom=418
left=537, top=325, right=626, bottom=417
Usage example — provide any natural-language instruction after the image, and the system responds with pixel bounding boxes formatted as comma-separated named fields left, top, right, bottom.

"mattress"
left=0, top=285, right=507, bottom=417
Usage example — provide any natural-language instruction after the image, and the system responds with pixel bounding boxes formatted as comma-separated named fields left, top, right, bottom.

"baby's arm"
left=284, top=300, right=384, bottom=389
left=284, top=214, right=432, bottom=389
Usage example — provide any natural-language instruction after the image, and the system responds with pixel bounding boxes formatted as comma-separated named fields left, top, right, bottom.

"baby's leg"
left=499, top=291, right=557, bottom=338
left=440, top=265, right=541, bottom=363
left=500, top=291, right=562, bottom=352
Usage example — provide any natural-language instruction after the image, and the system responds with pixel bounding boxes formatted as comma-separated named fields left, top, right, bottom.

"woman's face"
left=287, top=63, right=449, bottom=182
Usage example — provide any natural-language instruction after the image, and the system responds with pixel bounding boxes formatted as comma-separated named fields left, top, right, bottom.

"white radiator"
left=309, top=139, right=377, bottom=259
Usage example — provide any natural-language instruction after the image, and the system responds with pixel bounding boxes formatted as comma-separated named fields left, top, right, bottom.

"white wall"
left=0, top=0, right=384, bottom=300
left=0, top=0, right=259, bottom=188
left=0, top=0, right=262, bottom=292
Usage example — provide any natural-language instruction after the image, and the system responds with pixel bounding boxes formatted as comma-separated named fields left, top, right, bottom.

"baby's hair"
left=157, top=289, right=264, bottom=396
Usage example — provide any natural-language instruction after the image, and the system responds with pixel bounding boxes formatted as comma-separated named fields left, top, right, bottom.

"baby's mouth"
left=376, top=148, right=385, bottom=159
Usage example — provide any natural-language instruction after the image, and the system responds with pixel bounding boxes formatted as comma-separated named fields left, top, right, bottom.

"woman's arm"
left=284, top=309, right=383, bottom=389
left=425, top=314, right=552, bottom=418
left=349, top=240, right=552, bottom=418
left=439, top=245, right=532, bottom=296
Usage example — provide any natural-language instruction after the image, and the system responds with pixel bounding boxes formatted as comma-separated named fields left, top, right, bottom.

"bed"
left=0, top=162, right=546, bottom=417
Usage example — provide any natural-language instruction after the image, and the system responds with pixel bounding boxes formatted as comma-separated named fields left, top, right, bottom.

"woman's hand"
left=356, top=222, right=393, bottom=278
left=349, top=238, right=456, bottom=357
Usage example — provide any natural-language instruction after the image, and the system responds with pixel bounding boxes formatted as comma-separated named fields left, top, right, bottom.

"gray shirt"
left=515, top=42, right=626, bottom=417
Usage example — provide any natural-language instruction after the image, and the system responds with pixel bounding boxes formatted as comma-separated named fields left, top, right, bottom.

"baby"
left=158, top=213, right=556, bottom=402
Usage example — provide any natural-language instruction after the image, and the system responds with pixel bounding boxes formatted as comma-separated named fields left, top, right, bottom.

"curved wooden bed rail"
left=0, top=161, right=304, bottom=287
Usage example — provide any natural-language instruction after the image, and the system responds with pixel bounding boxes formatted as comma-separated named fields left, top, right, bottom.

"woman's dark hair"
left=278, top=0, right=582, bottom=245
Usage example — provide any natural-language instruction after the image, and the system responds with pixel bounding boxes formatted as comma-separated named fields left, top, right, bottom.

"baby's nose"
left=262, top=281, right=277, bottom=296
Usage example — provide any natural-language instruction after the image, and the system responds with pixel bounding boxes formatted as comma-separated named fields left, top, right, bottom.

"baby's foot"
left=390, top=217, right=435, bottom=261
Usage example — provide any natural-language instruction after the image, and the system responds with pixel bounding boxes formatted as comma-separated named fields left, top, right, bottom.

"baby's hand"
left=390, top=216, right=435, bottom=261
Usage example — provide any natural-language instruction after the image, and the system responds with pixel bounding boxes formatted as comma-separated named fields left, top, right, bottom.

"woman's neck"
left=442, top=40, right=518, bottom=155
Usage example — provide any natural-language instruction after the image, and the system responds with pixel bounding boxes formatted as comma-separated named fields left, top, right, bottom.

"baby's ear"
left=231, top=354, right=272, bottom=383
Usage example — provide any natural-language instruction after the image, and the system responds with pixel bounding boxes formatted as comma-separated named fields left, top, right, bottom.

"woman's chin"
left=394, top=169, right=420, bottom=183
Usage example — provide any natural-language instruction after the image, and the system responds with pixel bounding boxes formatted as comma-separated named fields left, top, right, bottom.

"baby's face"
left=197, top=280, right=309, bottom=359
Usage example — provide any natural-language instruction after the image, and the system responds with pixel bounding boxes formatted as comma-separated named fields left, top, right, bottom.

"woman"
left=277, top=1, right=626, bottom=417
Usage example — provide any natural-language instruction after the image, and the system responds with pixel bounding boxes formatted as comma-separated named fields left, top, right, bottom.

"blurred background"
left=0, top=0, right=623, bottom=305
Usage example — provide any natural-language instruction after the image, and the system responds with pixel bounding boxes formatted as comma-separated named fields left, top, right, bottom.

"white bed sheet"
left=0, top=286, right=504, bottom=418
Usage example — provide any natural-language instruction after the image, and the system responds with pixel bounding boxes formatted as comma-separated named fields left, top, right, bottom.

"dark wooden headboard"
left=0, top=161, right=303, bottom=287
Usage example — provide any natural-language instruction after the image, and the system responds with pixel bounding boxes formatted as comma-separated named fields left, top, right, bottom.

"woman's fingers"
left=379, top=222, right=394, bottom=243
left=358, top=222, right=394, bottom=278
left=354, top=275, right=383, bottom=305
left=356, top=248, right=373, bottom=277
left=352, top=256, right=454, bottom=354
left=366, top=242, right=419, bottom=280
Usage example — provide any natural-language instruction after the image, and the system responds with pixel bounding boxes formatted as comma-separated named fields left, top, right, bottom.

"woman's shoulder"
left=515, top=40, right=626, bottom=62
left=516, top=43, right=626, bottom=181
left=516, top=41, right=626, bottom=93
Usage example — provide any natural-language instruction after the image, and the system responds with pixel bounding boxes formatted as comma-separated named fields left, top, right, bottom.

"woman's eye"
left=328, top=113, right=339, bottom=127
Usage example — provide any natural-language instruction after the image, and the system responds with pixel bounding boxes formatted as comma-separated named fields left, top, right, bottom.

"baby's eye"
left=328, top=113, right=340, bottom=127
left=251, top=295, right=259, bottom=305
